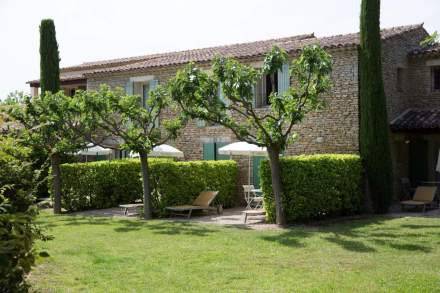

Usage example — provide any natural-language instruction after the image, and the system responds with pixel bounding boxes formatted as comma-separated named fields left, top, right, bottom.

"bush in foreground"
left=0, top=138, right=47, bottom=292
left=56, top=159, right=237, bottom=215
left=260, top=154, right=363, bottom=223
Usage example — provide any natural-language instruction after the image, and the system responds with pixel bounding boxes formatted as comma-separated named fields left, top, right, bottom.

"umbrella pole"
left=248, top=155, right=251, bottom=185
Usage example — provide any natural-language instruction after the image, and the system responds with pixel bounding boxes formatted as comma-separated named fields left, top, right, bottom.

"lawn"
left=30, top=211, right=440, bottom=292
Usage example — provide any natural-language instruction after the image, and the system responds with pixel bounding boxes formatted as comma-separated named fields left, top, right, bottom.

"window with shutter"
left=203, top=142, right=230, bottom=160
left=196, top=119, right=206, bottom=128
left=125, top=80, right=134, bottom=95
left=218, top=81, right=227, bottom=106
left=277, top=62, right=290, bottom=94
left=254, top=72, right=278, bottom=107
left=215, top=142, right=230, bottom=160
left=203, top=143, right=215, bottom=160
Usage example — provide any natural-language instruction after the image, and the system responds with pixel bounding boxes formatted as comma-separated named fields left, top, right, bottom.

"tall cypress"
left=39, top=19, right=60, bottom=95
left=359, top=0, right=393, bottom=213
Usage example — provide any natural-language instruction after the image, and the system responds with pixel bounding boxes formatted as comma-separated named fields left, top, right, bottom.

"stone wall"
left=382, top=27, right=428, bottom=120
left=381, top=27, right=428, bottom=197
left=88, top=48, right=360, bottom=155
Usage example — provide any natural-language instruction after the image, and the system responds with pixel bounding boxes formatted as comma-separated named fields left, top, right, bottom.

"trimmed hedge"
left=56, top=158, right=237, bottom=214
left=260, top=154, right=363, bottom=223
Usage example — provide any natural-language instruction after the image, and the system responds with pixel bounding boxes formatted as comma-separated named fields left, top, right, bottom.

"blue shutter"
left=125, top=80, right=133, bottom=95
left=218, top=81, right=228, bottom=106
left=149, top=79, right=158, bottom=92
left=149, top=79, right=159, bottom=126
left=277, top=62, right=290, bottom=94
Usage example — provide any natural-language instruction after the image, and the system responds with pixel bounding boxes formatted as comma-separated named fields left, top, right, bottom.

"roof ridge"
left=61, top=33, right=315, bottom=72
left=316, top=23, right=424, bottom=41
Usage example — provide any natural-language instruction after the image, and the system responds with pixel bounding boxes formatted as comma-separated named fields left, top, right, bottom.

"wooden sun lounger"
left=119, top=203, right=144, bottom=215
left=165, top=191, right=220, bottom=218
left=401, top=186, right=437, bottom=212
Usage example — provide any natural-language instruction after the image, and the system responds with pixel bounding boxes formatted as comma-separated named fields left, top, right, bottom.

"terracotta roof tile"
left=409, top=44, right=440, bottom=57
left=390, top=108, right=440, bottom=131
left=28, top=24, right=425, bottom=84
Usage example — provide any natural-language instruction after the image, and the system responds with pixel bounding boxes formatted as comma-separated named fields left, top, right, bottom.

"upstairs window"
left=254, top=72, right=278, bottom=108
left=432, top=67, right=440, bottom=92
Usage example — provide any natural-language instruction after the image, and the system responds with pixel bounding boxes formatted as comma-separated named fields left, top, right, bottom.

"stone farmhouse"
left=28, top=24, right=440, bottom=198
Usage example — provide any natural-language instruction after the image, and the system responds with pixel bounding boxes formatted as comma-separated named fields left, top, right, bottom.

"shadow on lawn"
left=112, top=218, right=234, bottom=237
left=37, top=214, right=112, bottom=229
left=261, top=217, right=436, bottom=254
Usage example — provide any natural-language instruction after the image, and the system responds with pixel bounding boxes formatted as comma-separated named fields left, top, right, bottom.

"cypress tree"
left=39, top=19, right=60, bottom=95
left=359, top=0, right=393, bottom=213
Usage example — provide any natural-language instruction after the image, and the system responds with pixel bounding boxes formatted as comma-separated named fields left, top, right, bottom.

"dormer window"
left=432, top=66, right=440, bottom=91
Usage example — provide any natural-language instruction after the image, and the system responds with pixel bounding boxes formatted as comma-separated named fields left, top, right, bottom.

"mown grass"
left=30, top=211, right=440, bottom=292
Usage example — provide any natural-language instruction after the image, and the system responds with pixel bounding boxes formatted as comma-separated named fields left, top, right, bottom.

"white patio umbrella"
left=77, top=144, right=112, bottom=162
left=130, top=144, right=184, bottom=158
left=218, top=142, right=267, bottom=185
left=77, top=145, right=112, bottom=156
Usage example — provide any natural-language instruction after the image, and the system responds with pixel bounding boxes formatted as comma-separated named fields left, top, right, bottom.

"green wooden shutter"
left=203, top=143, right=215, bottom=160
left=277, top=62, right=290, bottom=94
left=252, top=156, right=266, bottom=188
left=125, top=80, right=133, bottom=95
left=149, top=79, right=159, bottom=126
left=215, top=142, right=230, bottom=160
left=142, top=84, right=148, bottom=108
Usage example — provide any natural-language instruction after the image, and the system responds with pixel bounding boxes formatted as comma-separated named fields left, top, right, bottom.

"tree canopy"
left=167, top=44, right=332, bottom=224
left=8, top=91, right=96, bottom=213
left=83, top=85, right=184, bottom=218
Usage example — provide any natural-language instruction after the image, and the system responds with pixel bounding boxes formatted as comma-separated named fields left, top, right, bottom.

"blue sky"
left=0, top=0, right=439, bottom=98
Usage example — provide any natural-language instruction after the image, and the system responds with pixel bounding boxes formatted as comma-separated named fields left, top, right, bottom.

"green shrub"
left=0, top=138, right=46, bottom=292
left=57, top=159, right=237, bottom=214
left=0, top=138, right=34, bottom=211
left=260, top=154, right=363, bottom=223
left=0, top=194, right=40, bottom=293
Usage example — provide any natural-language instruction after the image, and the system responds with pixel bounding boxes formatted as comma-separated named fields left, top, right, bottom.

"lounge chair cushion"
left=413, top=186, right=436, bottom=202
left=165, top=205, right=204, bottom=211
left=192, top=191, right=218, bottom=207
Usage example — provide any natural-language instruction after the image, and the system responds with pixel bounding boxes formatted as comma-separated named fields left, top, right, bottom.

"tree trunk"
left=51, top=153, right=62, bottom=214
left=267, top=145, right=286, bottom=226
left=139, top=150, right=152, bottom=219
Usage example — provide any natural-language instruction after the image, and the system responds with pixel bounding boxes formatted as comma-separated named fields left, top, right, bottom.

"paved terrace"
left=65, top=204, right=440, bottom=230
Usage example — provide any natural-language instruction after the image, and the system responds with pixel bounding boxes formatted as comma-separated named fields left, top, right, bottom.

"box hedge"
left=56, top=158, right=237, bottom=215
left=260, top=154, right=363, bottom=223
